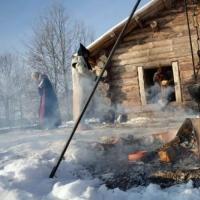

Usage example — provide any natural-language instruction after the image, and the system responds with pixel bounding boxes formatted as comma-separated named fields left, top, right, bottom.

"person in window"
left=32, top=72, right=61, bottom=129
left=153, top=67, right=164, bottom=85
left=148, top=68, right=164, bottom=103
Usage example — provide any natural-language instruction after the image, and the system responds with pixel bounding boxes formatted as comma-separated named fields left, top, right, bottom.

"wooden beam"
left=138, top=66, right=147, bottom=105
left=172, top=61, right=182, bottom=103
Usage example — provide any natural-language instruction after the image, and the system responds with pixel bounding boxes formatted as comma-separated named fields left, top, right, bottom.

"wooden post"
left=172, top=61, right=182, bottom=103
left=138, top=66, right=147, bottom=105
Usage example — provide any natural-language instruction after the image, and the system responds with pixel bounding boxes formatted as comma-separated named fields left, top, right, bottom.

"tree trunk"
left=63, top=68, right=72, bottom=120
left=4, top=98, right=10, bottom=127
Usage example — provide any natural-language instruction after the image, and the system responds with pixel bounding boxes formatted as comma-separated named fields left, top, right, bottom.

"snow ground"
left=1, top=121, right=200, bottom=200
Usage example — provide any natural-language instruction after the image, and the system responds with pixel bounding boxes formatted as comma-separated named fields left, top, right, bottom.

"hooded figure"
left=32, top=72, right=61, bottom=129
left=71, top=44, right=96, bottom=123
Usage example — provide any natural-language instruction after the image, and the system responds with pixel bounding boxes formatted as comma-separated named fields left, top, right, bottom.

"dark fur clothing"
left=38, top=74, right=61, bottom=129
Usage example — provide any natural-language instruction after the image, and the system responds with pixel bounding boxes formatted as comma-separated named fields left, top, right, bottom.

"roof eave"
left=87, top=0, right=166, bottom=54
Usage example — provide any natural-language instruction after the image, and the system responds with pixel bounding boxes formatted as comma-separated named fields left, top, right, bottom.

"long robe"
left=72, top=55, right=96, bottom=121
left=38, top=74, right=61, bottom=128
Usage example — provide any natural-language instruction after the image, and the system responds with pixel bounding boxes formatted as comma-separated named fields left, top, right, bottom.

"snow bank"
left=51, top=181, right=200, bottom=200
left=1, top=129, right=200, bottom=200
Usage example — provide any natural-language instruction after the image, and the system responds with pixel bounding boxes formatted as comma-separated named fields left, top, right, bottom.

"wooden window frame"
left=138, top=62, right=182, bottom=105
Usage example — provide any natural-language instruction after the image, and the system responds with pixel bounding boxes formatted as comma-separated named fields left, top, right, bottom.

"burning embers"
left=86, top=118, right=200, bottom=190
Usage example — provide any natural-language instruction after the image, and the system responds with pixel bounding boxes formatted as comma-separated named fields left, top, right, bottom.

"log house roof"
left=87, top=0, right=173, bottom=56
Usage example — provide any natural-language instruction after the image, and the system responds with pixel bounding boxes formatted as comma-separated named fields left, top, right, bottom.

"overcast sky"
left=0, top=0, right=149, bottom=54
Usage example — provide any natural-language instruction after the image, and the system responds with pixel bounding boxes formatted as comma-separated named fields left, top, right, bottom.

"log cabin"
left=73, top=0, right=200, bottom=120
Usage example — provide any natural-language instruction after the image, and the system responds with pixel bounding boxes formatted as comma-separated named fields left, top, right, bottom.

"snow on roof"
left=87, top=0, right=165, bottom=53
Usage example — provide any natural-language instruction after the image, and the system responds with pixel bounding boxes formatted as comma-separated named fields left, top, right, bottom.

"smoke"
left=0, top=54, right=40, bottom=130
left=146, top=83, right=175, bottom=108
left=82, top=80, right=197, bottom=126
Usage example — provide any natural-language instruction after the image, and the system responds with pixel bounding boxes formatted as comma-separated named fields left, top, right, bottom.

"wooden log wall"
left=108, top=1, right=200, bottom=110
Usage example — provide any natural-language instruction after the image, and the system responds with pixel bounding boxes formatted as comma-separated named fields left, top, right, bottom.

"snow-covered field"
left=1, top=122, right=200, bottom=200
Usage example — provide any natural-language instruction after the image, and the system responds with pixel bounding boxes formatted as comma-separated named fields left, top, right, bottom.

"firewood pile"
left=87, top=118, right=200, bottom=190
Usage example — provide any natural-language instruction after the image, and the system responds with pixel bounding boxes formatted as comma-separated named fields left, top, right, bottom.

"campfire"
left=86, top=118, right=200, bottom=190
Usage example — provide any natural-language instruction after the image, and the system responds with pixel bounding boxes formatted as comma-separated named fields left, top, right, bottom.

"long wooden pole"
left=49, top=0, right=142, bottom=178
left=184, top=0, right=197, bottom=81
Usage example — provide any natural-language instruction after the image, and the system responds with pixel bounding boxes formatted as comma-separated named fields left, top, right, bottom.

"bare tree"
left=72, top=21, right=95, bottom=52
left=0, top=54, right=34, bottom=127
left=0, top=54, right=14, bottom=125
left=27, top=2, right=95, bottom=120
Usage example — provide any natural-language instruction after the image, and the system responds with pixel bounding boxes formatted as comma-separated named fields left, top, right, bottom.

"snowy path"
left=1, top=125, right=200, bottom=200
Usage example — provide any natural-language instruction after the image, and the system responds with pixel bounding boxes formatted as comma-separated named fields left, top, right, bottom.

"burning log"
left=88, top=118, right=200, bottom=190
left=128, top=118, right=200, bottom=163
left=150, top=168, right=200, bottom=188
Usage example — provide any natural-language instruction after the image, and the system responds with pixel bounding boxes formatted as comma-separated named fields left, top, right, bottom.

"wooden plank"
left=138, top=66, right=146, bottom=105
left=110, top=77, right=139, bottom=87
left=110, top=83, right=139, bottom=91
left=112, top=52, right=176, bottom=66
left=172, top=61, right=182, bottom=103
left=111, top=72, right=138, bottom=80
left=113, top=49, right=149, bottom=60
left=113, top=45, right=173, bottom=61
left=111, top=85, right=140, bottom=93
left=110, top=64, right=137, bottom=72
